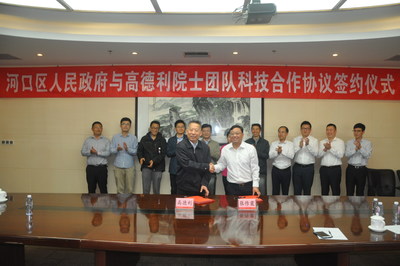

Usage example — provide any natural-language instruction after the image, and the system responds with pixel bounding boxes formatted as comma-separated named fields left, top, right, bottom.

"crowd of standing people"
left=81, top=117, right=372, bottom=197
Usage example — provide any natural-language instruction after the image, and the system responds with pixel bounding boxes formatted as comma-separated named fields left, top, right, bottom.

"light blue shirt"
left=81, top=136, right=111, bottom=166
left=111, top=133, right=138, bottom=168
left=345, top=138, right=372, bottom=166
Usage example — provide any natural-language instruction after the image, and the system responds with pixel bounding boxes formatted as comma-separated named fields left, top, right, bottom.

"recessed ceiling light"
left=37, top=53, right=44, bottom=57
left=332, top=53, right=339, bottom=57
left=131, top=52, right=138, bottom=55
left=233, top=51, right=239, bottom=55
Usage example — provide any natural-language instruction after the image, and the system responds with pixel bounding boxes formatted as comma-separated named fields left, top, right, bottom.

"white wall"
left=0, top=97, right=399, bottom=195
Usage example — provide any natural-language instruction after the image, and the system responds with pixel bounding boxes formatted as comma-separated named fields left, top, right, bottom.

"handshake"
left=209, top=163, right=216, bottom=173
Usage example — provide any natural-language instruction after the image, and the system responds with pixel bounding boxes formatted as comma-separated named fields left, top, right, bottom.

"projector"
left=245, top=3, right=276, bottom=24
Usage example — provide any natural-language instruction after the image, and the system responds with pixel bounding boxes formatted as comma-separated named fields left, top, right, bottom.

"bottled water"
left=372, top=198, right=378, bottom=215
left=393, top=201, right=399, bottom=224
left=376, top=201, right=384, bottom=216
left=26, top=214, right=33, bottom=233
left=25, top=194, right=33, bottom=215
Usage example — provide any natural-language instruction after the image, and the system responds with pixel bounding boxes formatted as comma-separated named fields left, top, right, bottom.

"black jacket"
left=167, top=134, right=188, bottom=175
left=245, top=137, right=270, bottom=175
left=176, top=138, right=211, bottom=194
left=137, top=132, right=167, bottom=172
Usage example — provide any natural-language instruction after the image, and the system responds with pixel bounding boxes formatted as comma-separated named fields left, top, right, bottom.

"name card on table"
left=175, top=198, right=194, bottom=209
left=238, top=198, right=257, bottom=210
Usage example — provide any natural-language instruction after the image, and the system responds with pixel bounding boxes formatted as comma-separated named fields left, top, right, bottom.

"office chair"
left=367, top=169, right=396, bottom=196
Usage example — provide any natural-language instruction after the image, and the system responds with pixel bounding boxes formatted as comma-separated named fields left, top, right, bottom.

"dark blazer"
left=176, top=138, right=211, bottom=194
left=137, top=132, right=167, bottom=172
left=167, top=134, right=187, bottom=175
left=245, top=137, right=270, bottom=175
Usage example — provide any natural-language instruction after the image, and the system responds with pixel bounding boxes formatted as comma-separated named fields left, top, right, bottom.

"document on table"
left=385, top=225, right=400, bottom=234
left=313, top=227, right=348, bottom=240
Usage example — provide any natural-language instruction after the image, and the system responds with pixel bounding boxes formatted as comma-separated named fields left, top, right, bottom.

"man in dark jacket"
left=245, top=123, right=270, bottom=195
left=167, top=120, right=187, bottom=194
left=138, top=120, right=167, bottom=194
left=176, top=121, right=212, bottom=196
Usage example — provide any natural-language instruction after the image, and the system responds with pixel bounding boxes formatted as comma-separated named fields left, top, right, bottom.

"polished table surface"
left=1, top=193, right=400, bottom=256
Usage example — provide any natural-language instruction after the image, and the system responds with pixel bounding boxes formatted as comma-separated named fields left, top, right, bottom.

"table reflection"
left=81, top=194, right=111, bottom=227
left=74, top=194, right=395, bottom=246
left=0, top=203, right=7, bottom=215
left=344, top=196, right=368, bottom=236
left=214, top=196, right=261, bottom=245
left=174, top=205, right=213, bottom=244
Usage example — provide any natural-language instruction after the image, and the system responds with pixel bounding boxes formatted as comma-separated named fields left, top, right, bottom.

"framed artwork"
left=136, top=97, right=263, bottom=143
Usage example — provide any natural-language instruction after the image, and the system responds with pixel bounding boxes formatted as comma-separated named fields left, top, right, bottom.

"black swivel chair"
left=367, top=169, right=396, bottom=196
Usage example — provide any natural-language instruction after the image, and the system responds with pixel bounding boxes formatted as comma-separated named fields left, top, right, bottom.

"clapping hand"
left=276, top=146, right=282, bottom=154
left=90, top=146, right=98, bottom=154
left=323, top=142, right=331, bottom=152
left=354, top=140, right=361, bottom=150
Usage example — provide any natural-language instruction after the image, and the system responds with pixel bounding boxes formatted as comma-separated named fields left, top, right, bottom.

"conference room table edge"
left=2, top=193, right=400, bottom=266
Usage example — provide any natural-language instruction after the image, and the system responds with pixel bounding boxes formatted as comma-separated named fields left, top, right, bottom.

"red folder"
left=186, top=196, right=215, bottom=205
left=238, top=195, right=263, bottom=202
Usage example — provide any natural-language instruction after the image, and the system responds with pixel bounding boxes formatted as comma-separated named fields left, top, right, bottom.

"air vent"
left=0, top=54, right=21, bottom=60
left=385, top=55, right=400, bottom=61
left=184, top=52, right=209, bottom=58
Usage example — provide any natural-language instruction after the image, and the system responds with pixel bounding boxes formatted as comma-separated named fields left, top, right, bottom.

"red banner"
left=0, top=65, right=399, bottom=99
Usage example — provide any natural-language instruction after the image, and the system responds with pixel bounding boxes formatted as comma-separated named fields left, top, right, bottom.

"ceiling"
left=0, top=2, right=400, bottom=68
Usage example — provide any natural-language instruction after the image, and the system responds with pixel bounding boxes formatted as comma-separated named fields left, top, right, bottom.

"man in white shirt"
left=345, top=123, right=372, bottom=196
left=211, top=125, right=260, bottom=196
left=292, top=121, right=319, bottom=195
left=318, top=123, right=345, bottom=196
left=269, top=126, right=295, bottom=195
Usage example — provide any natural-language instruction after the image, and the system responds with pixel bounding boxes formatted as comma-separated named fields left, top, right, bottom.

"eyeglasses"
left=121, top=123, right=130, bottom=126
left=301, top=127, right=311, bottom=130
left=150, top=127, right=160, bottom=130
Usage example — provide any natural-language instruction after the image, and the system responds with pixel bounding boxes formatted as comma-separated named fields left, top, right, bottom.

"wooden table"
left=1, top=193, right=399, bottom=266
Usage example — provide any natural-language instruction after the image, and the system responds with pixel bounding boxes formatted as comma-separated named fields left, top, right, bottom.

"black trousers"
left=319, top=165, right=341, bottom=196
left=272, top=166, right=291, bottom=195
left=292, top=163, right=314, bottom=195
left=346, top=165, right=367, bottom=196
left=208, top=173, right=217, bottom=196
left=176, top=188, right=205, bottom=196
left=222, top=176, right=229, bottom=195
left=170, top=174, right=177, bottom=195
left=86, top=165, right=108, bottom=194
left=226, top=181, right=253, bottom=196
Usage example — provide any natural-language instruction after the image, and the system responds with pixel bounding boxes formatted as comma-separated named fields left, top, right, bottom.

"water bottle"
left=376, top=201, right=384, bottom=216
left=25, top=194, right=33, bottom=215
left=393, top=201, right=399, bottom=224
left=26, top=214, right=33, bottom=233
left=372, top=198, right=378, bottom=215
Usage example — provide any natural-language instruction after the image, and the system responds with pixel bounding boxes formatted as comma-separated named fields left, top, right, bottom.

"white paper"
left=385, top=225, right=400, bottom=234
left=313, top=227, right=348, bottom=240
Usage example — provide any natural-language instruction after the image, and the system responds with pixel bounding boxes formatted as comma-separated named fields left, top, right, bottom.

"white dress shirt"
left=293, top=135, right=319, bottom=165
left=318, top=137, right=345, bottom=166
left=214, top=141, right=260, bottom=187
left=345, top=138, right=372, bottom=166
left=269, top=140, right=295, bottom=169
